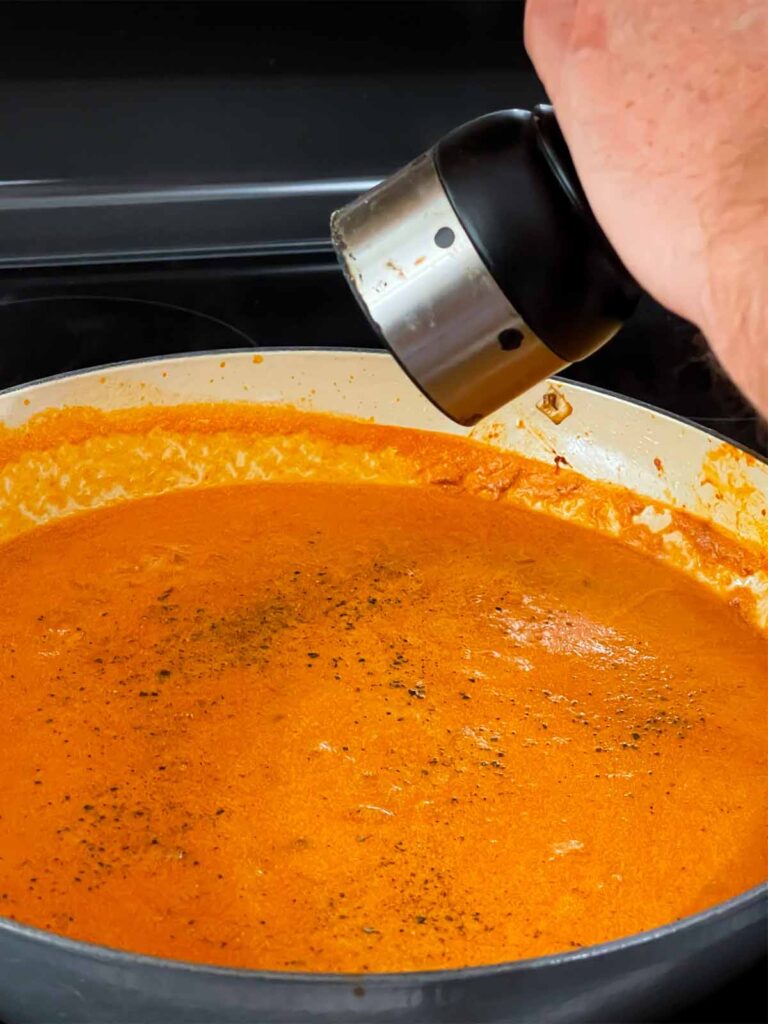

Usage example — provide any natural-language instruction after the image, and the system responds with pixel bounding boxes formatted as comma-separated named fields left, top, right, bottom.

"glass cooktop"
left=0, top=253, right=764, bottom=460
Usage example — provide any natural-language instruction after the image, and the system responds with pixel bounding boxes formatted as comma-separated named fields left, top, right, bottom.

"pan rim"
left=0, top=881, right=763, bottom=985
left=0, top=346, right=764, bottom=465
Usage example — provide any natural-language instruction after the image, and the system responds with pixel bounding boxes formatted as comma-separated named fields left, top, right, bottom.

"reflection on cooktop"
left=0, top=295, right=257, bottom=386
left=0, top=259, right=764, bottom=459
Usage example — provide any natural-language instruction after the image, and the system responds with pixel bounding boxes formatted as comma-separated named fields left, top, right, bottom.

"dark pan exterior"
left=0, top=886, right=764, bottom=1023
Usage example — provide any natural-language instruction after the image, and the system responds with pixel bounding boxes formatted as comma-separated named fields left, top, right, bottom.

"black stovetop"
left=0, top=252, right=764, bottom=459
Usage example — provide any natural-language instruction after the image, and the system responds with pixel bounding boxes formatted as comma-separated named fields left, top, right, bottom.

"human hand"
left=525, top=0, right=768, bottom=415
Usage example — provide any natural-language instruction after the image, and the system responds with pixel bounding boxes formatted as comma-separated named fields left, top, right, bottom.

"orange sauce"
left=0, top=407, right=765, bottom=972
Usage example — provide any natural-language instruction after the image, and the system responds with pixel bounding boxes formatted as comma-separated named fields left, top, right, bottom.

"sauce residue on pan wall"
left=0, top=404, right=765, bottom=973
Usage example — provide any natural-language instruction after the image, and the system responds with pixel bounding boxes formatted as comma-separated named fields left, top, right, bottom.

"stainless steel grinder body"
left=331, top=105, right=639, bottom=425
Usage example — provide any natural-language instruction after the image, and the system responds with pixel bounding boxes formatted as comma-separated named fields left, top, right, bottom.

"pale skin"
left=525, top=0, right=768, bottom=416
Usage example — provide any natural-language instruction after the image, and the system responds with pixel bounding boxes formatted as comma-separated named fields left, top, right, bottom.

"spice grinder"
left=330, top=105, right=639, bottom=425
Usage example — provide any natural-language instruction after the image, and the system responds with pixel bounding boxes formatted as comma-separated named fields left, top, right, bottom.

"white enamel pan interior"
left=2, top=347, right=766, bottom=545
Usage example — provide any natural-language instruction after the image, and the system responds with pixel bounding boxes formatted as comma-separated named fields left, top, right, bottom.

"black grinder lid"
left=434, top=104, right=640, bottom=363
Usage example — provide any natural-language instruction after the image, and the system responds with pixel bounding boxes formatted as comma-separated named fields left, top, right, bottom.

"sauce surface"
left=0, top=472, right=765, bottom=972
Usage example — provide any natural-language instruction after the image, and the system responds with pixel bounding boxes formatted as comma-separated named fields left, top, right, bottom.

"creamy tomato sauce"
left=0, top=408, right=765, bottom=973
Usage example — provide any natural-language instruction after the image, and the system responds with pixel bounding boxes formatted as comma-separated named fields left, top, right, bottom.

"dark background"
left=0, top=3, right=765, bottom=1022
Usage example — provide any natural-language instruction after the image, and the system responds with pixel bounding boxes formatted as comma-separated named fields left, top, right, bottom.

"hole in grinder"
left=498, top=328, right=524, bottom=351
left=434, top=227, right=455, bottom=249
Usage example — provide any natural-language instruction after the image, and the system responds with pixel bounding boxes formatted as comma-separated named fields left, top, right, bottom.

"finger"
left=524, top=0, right=578, bottom=98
